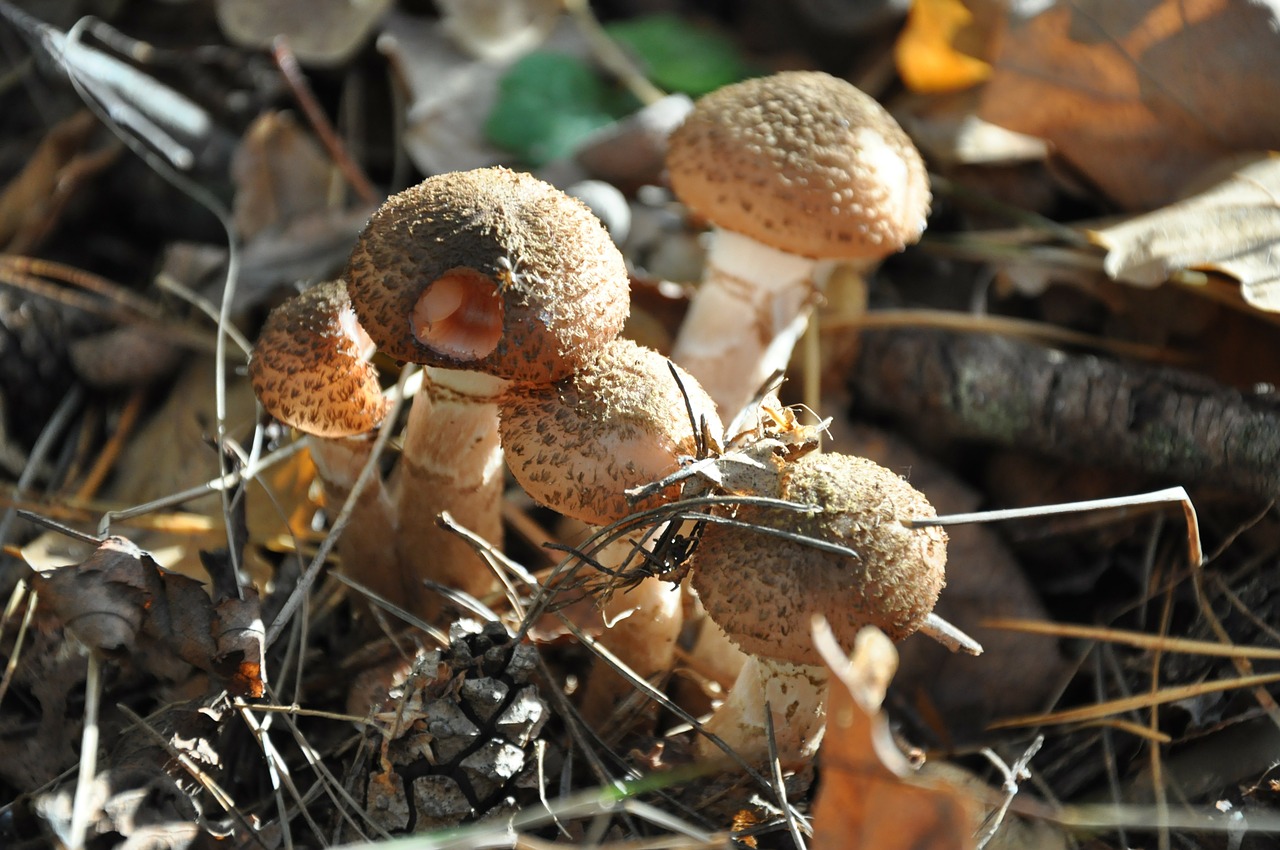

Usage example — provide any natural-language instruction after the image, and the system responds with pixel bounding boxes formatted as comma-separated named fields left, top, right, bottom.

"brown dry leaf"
left=26, top=535, right=265, bottom=697
left=229, top=110, right=377, bottom=304
left=0, top=110, right=117, bottom=251
left=215, top=0, right=393, bottom=66
left=811, top=623, right=977, bottom=850
left=895, top=0, right=993, bottom=94
left=979, top=0, right=1280, bottom=210
left=108, top=356, right=317, bottom=584
left=1090, top=152, right=1280, bottom=312
left=231, top=111, right=337, bottom=242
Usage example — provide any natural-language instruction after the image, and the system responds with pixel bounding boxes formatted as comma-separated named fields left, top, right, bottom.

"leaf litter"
left=2, top=1, right=1280, bottom=848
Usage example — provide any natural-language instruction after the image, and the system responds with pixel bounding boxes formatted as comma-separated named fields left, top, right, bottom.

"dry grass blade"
left=917, top=487, right=1203, bottom=567
left=821, top=308, right=1184, bottom=363
left=983, top=618, right=1280, bottom=661
left=991, top=670, right=1280, bottom=730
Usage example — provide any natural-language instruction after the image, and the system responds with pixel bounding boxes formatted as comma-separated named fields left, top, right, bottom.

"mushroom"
left=346, top=167, right=630, bottom=384
left=687, top=447, right=947, bottom=761
left=498, top=337, right=721, bottom=527
left=249, top=280, right=402, bottom=604
left=499, top=337, right=722, bottom=726
left=665, top=71, right=930, bottom=421
left=338, top=167, right=632, bottom=616
left=250, top=168, right=632, bottom=619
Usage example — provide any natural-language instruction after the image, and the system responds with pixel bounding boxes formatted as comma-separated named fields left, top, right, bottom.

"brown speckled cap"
left=347, top=167, right=630, bottom=383
left=667, top=71, right=930, bottom=260
left=499, top=338, right=722, bottom=526
left=691, top=451, right=946, bottom=666
left=249, top=280, right=390, bottom=437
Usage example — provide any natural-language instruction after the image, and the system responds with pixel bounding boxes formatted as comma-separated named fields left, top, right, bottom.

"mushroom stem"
left=580, top=535, right=684, bottom=729
left=670, top=229, right=830, bottom=422
left=697, top=656, right=829, bottom=763
left=308, top=436, right=403, bottom=605
left=394, top=368, right=507, bottom=617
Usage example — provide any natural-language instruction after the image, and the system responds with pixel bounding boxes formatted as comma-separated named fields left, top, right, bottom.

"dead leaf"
left=811, top=623, right=977, bottom=850
left=379, top=11, right=589, bottom=176
left=108, top=356, right=316, bottom=585
left=26, top=535, right=266, bottom=697
left=979, top=0, right=1280, bottom=210
left=0, top=110, right=117, bottom=252
left=215, top=0, right=393, bottom=66
left=895, top=0, right=993, bottom=94
left=1091, top=152, right=1280, bottom=311
left=231, top=111, right=338, bottom=242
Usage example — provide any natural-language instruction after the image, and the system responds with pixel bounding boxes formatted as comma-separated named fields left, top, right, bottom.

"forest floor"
left=2, top=1, right=1280, bottom=848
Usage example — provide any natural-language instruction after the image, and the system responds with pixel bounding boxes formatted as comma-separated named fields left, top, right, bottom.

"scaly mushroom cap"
left=250, top=280, right=390, bottom=437
left=500, top=338, right=722, bottom=526
left=667, top=71, right=930, bottom=260
left=347, top=167, right=630, bottom=382
left=691, top=451, right=946, bottom=666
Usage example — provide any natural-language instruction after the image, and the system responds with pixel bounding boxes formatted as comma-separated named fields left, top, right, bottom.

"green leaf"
left=484, top=52, right=618, bottom=166
left=604, top=13, right=754, bottom=97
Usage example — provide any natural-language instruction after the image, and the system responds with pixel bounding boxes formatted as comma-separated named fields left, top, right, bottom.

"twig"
left=273, top=36, right=378, bottom=206
left=975, top=736, right=1043, bottom=850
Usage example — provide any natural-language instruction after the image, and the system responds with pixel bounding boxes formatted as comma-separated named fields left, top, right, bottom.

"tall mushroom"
left=500, top=337, right=721, bottom=724
left=666, top=71, right=931, bottom=422
left=688, top=446, right=948, bottom=762
left=342, top=167, right=631, bottom=616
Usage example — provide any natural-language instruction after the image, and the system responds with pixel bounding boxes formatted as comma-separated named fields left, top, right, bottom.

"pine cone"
left=361, top=621, right=550, bottom=834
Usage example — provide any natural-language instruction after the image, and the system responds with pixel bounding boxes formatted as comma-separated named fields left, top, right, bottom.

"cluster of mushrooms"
left=250, top=71, right=973, bottom=763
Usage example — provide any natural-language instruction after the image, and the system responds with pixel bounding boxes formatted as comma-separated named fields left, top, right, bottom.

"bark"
left=850, top=328, right=1280, bottom=499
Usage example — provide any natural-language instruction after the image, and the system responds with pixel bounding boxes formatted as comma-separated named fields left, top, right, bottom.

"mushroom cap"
left=347, top=167, right=630, bottom=382
left=666, top=71, right=930, bottom=260
left=249, top=280, right=390, bottom=437
left=690, top=451, right=946, bottom=667
left=499, top=338, right=722, bottom=526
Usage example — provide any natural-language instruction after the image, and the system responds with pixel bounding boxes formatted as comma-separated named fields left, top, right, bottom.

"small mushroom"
left=499, top=337, right=722, bottom=527
left=688, top=447, right=947, bottom=761
left=666, top=71, right=930, bottom=421
left=249, top=280, right=403, bottom=604
left=250, top=280, right=390, bottom=438
left=499, top=337, right=722, bottom=729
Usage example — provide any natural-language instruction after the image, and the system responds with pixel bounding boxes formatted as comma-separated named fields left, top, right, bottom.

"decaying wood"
left=851, top=328, right=1280, bottom=499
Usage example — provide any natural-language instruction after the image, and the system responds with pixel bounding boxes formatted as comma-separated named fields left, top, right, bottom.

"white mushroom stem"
left=394, top=367, right=507, bottom=618
left=670, top=229, right=840, bottom=424
left=697, top=655, right=829, bottom=763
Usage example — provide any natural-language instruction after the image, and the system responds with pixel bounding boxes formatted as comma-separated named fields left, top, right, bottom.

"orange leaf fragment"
left=895, top=0, right=992, bottom=94
left=811, top=621, right=977, bottom=850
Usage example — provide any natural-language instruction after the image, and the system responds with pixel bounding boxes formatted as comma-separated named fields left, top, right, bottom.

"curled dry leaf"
left=811, top=622, right=976, bottom=850
left=27, top=535, right=265, bottom=697
left=979, top=0, right=1280, bottom=210
left=1091, top=153, right=1280, bottom=312
left=0, top=110, right=115, bottom=252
